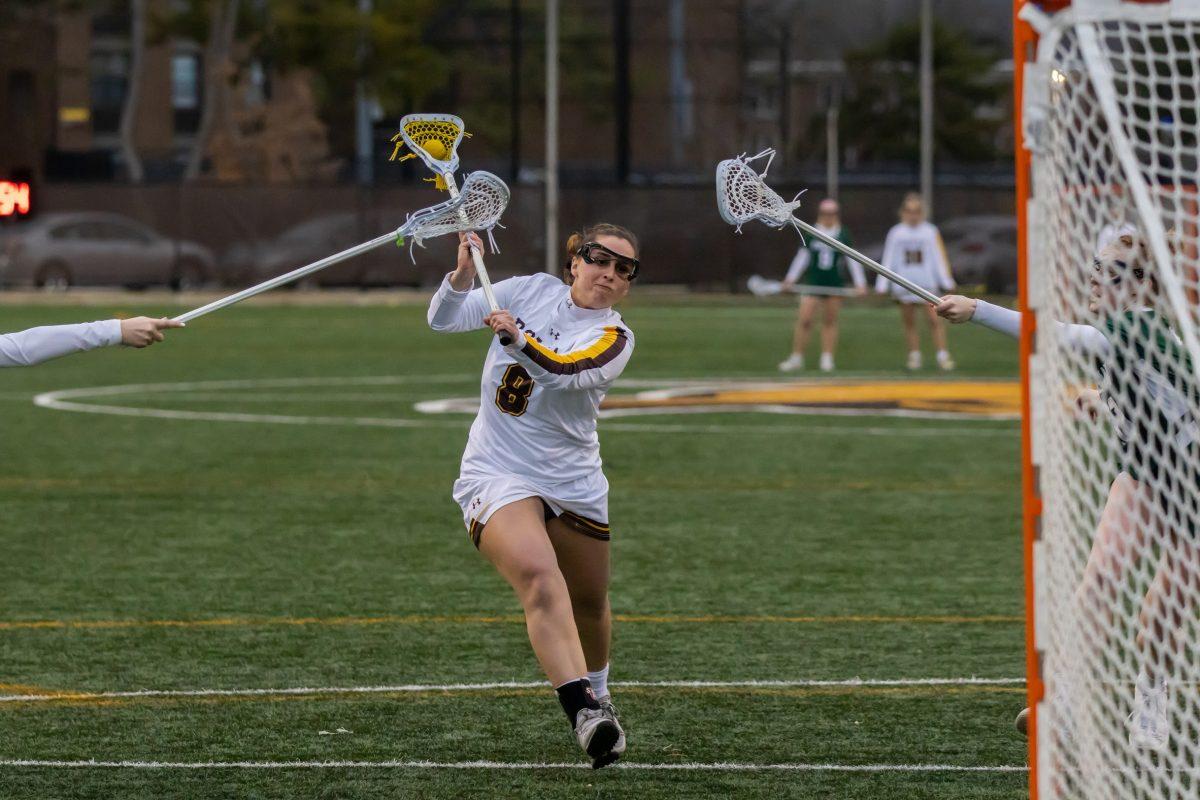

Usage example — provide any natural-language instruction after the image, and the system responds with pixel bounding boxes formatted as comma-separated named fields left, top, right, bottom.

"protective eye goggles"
left=577, top=242, right=640, bottom=280
left=1092, top=257, right=1144, bottom=285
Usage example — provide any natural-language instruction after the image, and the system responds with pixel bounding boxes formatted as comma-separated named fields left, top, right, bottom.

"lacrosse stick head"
left=715, top=150, right=803, bottom=232
left=400, top=170, right=510, bottom=249
left=390, top=113, right=467, bottom=191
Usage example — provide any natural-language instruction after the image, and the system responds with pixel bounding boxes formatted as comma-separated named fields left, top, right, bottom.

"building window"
left=90, top=49, right=129, bottom=135
left=172, top=53, right=201, bottom=133
left=245, top=60, right=269, bottom=106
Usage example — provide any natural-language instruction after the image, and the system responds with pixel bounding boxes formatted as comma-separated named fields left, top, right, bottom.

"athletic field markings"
left=0, top=758, right=1028, bottom=773
left=32, top=375, right=1019, bottom=436
left=0, top=677, right=1026, bottom=705
left=0, top=612, right=1023, bottom=632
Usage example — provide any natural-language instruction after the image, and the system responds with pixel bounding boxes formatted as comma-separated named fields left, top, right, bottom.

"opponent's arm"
left=936, top=295, right=1110, bottom=355
left=0, top=317, right=179, bottom=368
left=486, top=312, right=633, bottom=391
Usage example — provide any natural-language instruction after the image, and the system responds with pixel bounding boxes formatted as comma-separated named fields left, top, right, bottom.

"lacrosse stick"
left=746, top=275, right=858, bottom=298
left=174, top=171, right=509, bottom=323
left=717, top=150, right=941, bottom=304
left=392, top=113, right=512, bottom=345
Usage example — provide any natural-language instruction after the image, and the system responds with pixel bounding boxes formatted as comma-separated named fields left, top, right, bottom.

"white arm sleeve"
left=971, top=300, right=1021, bottom=339
left=504, top=326, right=634, bottom=391
left=1057, top=320, right=1111, bottom=357
left=427, top=274, right=520, bottom=333
left=971, top=299, right=1111, bottom=356
left=783, top=247, right=810, bottom=283
left=0, top=320, right=123, bottom=368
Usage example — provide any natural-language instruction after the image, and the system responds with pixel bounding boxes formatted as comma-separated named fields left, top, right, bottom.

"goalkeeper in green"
left=777, top=199, right=866, bottom=372
left=938, top=232, right=1197, bottom=753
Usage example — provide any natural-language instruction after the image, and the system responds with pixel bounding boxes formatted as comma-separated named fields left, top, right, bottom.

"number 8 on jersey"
left=496, top=364, right=535, bottom=416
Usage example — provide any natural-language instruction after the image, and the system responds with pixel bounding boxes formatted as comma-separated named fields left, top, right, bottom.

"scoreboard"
left=0, top=181, right=31, bottom=218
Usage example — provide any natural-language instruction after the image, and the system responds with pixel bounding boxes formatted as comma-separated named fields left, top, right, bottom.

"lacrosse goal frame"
left=1014, top=2, right=1197, bottom=797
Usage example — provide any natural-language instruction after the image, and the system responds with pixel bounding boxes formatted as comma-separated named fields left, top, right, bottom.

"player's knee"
left=570, top=590, right=609, bottom=623
left=516, top=563, right=568, bottom=612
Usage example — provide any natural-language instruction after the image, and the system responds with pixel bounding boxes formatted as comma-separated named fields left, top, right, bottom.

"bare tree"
left=118, top=0, right=146, bottom=182
left=185, top=0, right=240, bottom=180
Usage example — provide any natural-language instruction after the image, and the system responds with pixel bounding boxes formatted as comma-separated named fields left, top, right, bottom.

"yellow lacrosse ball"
left=421, top=139, right=447, bottom=160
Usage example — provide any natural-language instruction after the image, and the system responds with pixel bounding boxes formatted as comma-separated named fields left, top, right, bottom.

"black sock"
left=556, top=678, right=599, bottom=726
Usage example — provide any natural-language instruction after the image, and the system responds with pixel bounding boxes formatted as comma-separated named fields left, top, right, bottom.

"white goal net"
left=1023, top=1, right=1200, bottom=797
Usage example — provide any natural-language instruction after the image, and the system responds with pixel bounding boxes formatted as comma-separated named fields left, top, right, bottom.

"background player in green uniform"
left=778, top=199, right=867, bottom=372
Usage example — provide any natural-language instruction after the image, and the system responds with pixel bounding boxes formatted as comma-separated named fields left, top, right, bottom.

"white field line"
left=33, top=375, right=1018, bottom=436
left=0, top=677, right=1025, bottom=704
left=0, top=758, right=1028, bottom=773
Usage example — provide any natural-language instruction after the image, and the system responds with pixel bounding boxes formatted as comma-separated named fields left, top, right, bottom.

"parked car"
left=222, top=211, right=415, bottom=289
left=0, top=212, right=215, bottom=290
left=938, top=215, right=1018, bottom=294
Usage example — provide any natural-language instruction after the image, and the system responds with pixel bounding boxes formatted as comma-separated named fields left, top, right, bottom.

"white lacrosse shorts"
left=453, top=470, right=611, bottom=548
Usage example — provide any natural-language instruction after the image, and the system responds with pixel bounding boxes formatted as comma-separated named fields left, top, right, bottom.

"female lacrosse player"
left=1, top=316, right=181, bottom=367
left=879, top=193, right=956, bottom=370
left=938, top=233, right=1198, bottom=751
left=428, top=224, right=638, bottom=768
left=777, top=198, right=866, bottom=373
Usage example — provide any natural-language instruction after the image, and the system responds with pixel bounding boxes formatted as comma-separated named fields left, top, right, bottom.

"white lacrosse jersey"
left=877, top=221, right=955, bottom=299
left=428, top=272, right=634, bottom=487
left=0, top=320, right=122, bottom=368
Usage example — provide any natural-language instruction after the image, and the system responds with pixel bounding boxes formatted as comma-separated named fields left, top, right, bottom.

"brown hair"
left=563, top=223, right=640, bottom=282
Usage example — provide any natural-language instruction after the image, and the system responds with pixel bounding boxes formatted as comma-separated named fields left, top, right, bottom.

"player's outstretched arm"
left=936, top=294, right=1109, bottom=356
left=0, top=316, right=181, bottom=368
left=937, top=294, right=1018, bottom=339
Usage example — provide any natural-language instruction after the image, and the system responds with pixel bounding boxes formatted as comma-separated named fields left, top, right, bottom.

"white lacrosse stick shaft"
left=174, top=231, right=397, bottom=323
left=442, top=173, right=511, bottom=346
left=790, top=219, right=941, bottom=305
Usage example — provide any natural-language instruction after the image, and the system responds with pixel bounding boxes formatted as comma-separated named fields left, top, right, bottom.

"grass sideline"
left=0, top=297, right=1026, bottom=798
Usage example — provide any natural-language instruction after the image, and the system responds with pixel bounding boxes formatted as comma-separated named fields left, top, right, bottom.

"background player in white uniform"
left=1, top=316, right=181, bottom=367
left=938, top=233, right=1196, bottom=751
left=428, top=223, right=638, bottom=768
left=878, top=192, right=956, bottom=370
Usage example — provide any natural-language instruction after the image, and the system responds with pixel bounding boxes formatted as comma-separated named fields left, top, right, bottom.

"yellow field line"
left=0, top=613, right=1022, bottom=632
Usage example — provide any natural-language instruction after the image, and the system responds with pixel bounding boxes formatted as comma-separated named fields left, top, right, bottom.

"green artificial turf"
left=0, top=296, right=1029, bottom=798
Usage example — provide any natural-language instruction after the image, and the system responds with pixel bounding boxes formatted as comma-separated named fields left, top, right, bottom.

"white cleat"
left=778, top=354, right=804, bottom=372
left=819, top=353, right=834, bottom=372
left=906, top=351, right=922, bottom=371
left=1127, top=674, right=1169, bottom=753
left=574, top=706, right=622, bottom=769
left=597, top=695, right=627, bottom=759
left=937, top=352, right=956, bottom=372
